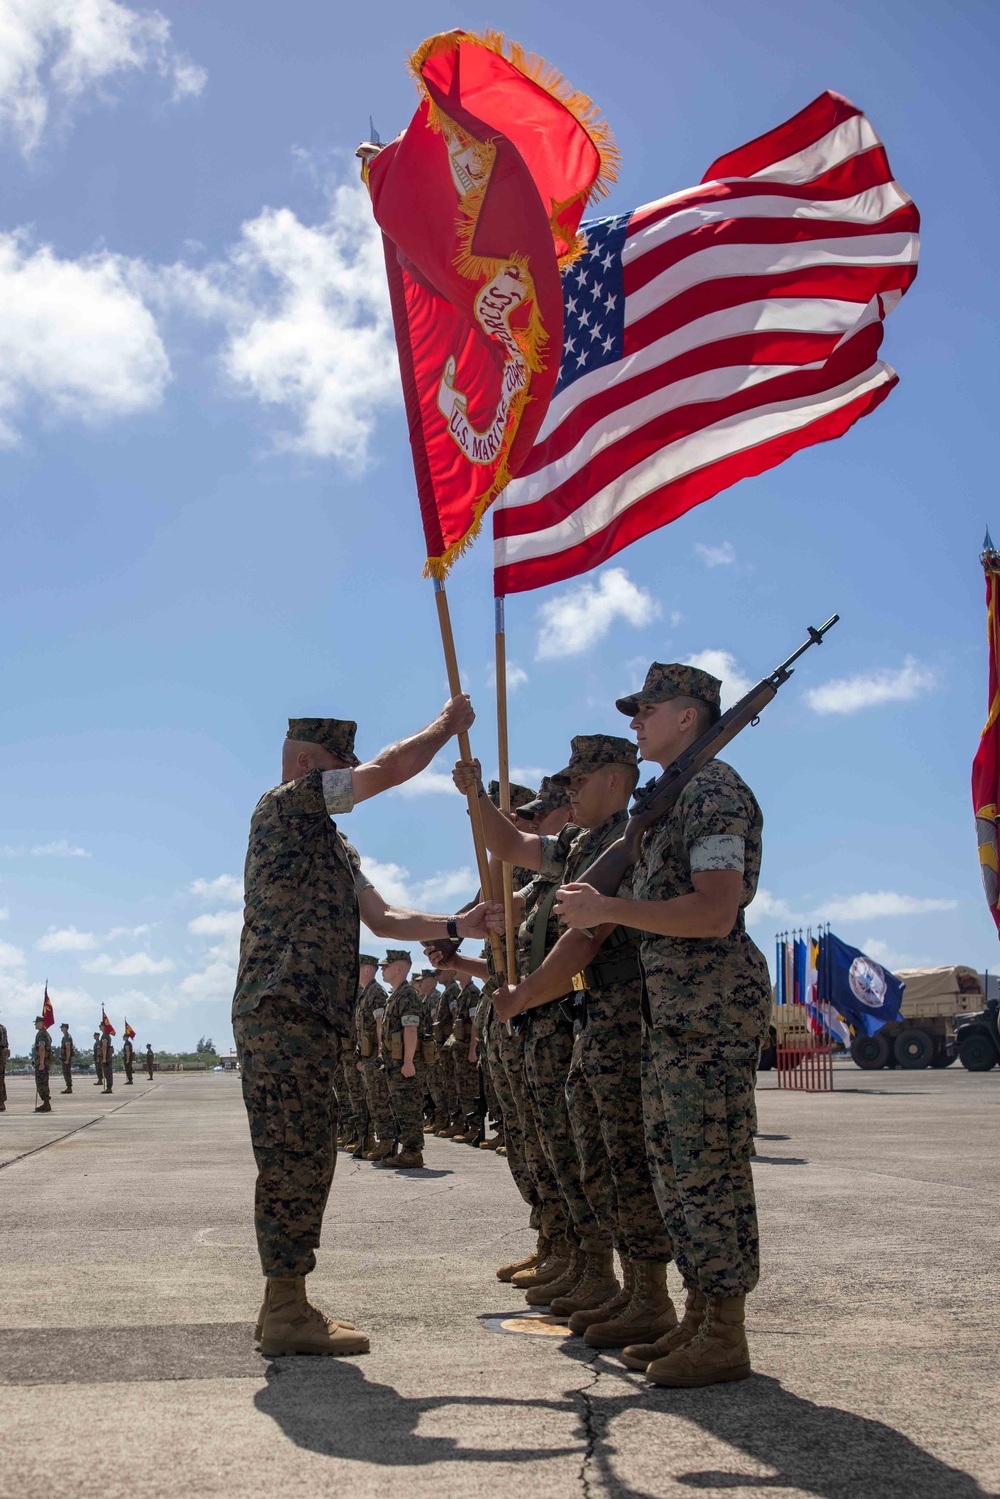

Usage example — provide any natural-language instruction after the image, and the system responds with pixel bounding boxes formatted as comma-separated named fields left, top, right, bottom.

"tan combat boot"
left=254, top=1280, right=356, bottom=1344
left=512, top=1238, right=574, bottom=1290
left=569, top=1259, right=635, bottom=1334
left=645, top=1293, right=750, bottom=1387
left=525, top=1246, right=582, bottom=1306
left=550, top=1250, right=620, bottom=1318
left=454, top=1126, right=479, bottom=1144
left=392, top=1148, right=425, bottom=1169
left=259, top=1277, right=369, bottom=1358
left=431, top=1116, right=450, bottom=1135
left=368, top=1138, right=394, bottom=1161
left=497, top=1235, right=547, bottom=1283
left=620, top=1286, right=706, bottom=1370
left=584, top=1260, right=677, bottom=1348
left=479, top=1131, right=503, bottom=1150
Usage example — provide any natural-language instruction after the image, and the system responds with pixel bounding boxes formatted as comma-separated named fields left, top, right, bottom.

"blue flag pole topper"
left=817, top=931, right=905, bottom=1036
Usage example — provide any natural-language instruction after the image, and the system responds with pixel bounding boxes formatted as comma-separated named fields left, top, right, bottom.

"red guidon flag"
left=101, top=1009, right=116, bottom=1037
left=41, top=985, right=54, bottom=1028
left=364, top=30, right=617, bottom=576
left=973, top=535, right=1000, bottom=934
left=124, top=1020, right=136, bottom=1041
left=493, top=91, right=920, bottom=593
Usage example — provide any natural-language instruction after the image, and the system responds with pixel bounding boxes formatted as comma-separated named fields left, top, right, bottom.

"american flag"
left=492, top=91, right=920, bottom=595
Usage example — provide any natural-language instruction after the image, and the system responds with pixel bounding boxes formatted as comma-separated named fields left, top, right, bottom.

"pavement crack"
left=575, top=1347, right=603, bottom=1499
left=0, top=1084, right=161, bottom=1172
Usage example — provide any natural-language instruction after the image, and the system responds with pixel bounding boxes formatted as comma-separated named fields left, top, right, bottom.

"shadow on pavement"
left=556, top=1340, right=997, bottom=1499
left=255, top=1358, right=579, bottom=1465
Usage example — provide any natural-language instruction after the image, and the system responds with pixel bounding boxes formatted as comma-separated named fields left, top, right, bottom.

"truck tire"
left=931, top=1050, right=957, bottom=1068
left=959, top=1032, right=999, bottom=1072
left=851, top=1033, right=890, bottom=1070
left=894, top=1029, right=934, bottom=1069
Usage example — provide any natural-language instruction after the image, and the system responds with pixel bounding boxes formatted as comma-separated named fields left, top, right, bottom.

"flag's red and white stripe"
left=493, top=92, right=919, bottom=595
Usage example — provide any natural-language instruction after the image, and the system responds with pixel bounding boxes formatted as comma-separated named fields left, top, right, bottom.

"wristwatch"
left=447, top=917, right=459, bottom=941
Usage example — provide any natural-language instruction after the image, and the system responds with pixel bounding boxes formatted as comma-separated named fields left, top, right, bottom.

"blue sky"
left=0, top=0, right=996, bottom=1053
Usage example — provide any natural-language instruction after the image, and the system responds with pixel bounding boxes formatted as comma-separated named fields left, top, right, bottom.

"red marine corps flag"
left=41, top=985, right=54, bottom=1028
left=973, top=533, right=1000, bottom=934
left=100, top=1008, right=116, bottom=1037
left=363, top=29, right=617, bottom=576
left=124, top=1019, right=136, bottom=1041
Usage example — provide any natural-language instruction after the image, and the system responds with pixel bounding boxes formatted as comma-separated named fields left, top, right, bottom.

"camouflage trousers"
left=497, top=1021, right=569, bottom=1237
left=359, top=1057, right=393, bottom=1140
left=62, top=1062, right=73, bottom=1090
left=335, top=1052, right=366, bottom=1138
left=446, top=1037, right=478, bottom=1122
left=35, top=1068, right=51, bottom=1104
left=123, top=1059, right=133, bottom=1083
left=491, top=1020, right=540, bottom=1222
left=383, top=1057, right=427, bottom=1152
left=427, top=1056, right=458, bottom=1122
left=641, top=1027, right=760, bottom=1296
left=0, top=1060, right=6, bottom=1106
left=523, top=1012, right=607, bottom=1251
left=566, top=1006, right=673, bottom=1262
left=480, top=1018, right=502, bottom=1126
left=234, top=997, right=339, bottom=1278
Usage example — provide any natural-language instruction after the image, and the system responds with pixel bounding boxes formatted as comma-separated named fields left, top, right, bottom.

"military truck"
left=955, top=994, right=1000, bottom=1070
left=849, top=965, right=981, bottom=1070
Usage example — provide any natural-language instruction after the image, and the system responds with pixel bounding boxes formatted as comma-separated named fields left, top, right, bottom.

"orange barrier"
left=776, top=1038, right=834, bottom=1091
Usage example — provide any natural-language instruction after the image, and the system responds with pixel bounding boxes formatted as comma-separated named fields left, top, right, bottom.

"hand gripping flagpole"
left=494, top=596, right=518, bottom=983
left=431, top=577, right=507, bottom=980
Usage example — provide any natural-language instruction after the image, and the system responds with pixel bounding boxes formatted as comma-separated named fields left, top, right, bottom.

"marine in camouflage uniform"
left=428, top=970, right=461, bottom=1133
left=416, top=968, right=450, bottom=1131
left=93, top=1032, right=103, bottom=1086
left=450, top=977, right=481, bottom=1126
left=354, top=955, right=393, bottom=1156
left=99, top=1031, right=114, bottom=1093
left=0, top=1012, right=8, bottom=1111
left=32, top=1018, right=52, bottom=1111
left=377, top=952, right=428, bottom=1167
left=145, top=1044, right=155, bottom=1079
left=335, top=986, right=366, bottom=1148
left=122, top=1035, right=134, bottom=1084
left=563, top=663, right=772, bottom=1386
left=59, top=1023, right=75, bottom=1093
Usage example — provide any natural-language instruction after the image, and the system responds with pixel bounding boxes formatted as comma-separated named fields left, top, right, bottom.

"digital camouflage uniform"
left=60, top=1029, right=75, bottom=1091
left=145, top=1045, right=154, bottom=1079
left=474, top=982, right=502, bottom=1128
left=232, top=740, right=369, bottom=1278
left=632, top=758, right=771, bottom=1296
left=93, top=1035, right=103, bottom=1085
left=122, top=1037, right=134, bottom=1084
left=0, top=1020, right=8, bottom=1109
left=32, top=1026, right=52, bottom=1105
left=547, top=808, right=673, bottom=1264
left=450, top=980, right=480, bottom=1120
left=335, top=995, right=366, bottom=1142
left=430, top=980, right=461, bottom=1122
left=356, top=978, right=393, bottom=1141
left=99, top=1033, right=114, bottom=1092
left=381, top=979, right=428, bottom=1152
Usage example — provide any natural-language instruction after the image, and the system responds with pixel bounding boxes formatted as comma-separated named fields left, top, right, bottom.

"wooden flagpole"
left=431, top=578, right=507, bottom=979
left=494, top=596, right=518, bottom=983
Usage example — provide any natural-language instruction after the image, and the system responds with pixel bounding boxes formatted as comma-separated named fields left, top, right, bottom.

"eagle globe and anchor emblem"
left=848, top=955, right=889, bottom=1009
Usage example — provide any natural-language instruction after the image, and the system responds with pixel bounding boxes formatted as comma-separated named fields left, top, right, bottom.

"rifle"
left=581, top=616, right=840, bottom=898
left=472, top=1058, right=488, bottom=1146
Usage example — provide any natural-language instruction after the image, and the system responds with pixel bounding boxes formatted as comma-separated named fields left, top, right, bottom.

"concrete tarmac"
left=1, top=1064, right=997, bottom=1499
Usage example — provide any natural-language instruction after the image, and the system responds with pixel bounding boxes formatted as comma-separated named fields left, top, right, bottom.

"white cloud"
left=189, top=874, right=243, bottom=905
left=745, top=888, right=794, bottom=926
left=823, top=891, right=958, bottom=922
left=357, top=855, right=476, bottom=913
left=0, top=937, right=26, bottom=969
left=488, top=660, right=529, bottom=692
left=535, top=567, right=660, bottom=661
left=37, top=924, right=97, bottom=952
left=390, top=759, right=460, bottom=799
left=187, top=909, right=243, bottom=945
left=669, top=610, right=683, bottom=627
left=806, top=657, right=937, bottom=716
left=0, top=838, right=91, bottom=857
left=857, top=937, right=929, bottom=972
left=694, top=541, right=735, bottom=567
left=0, top=907, right=8, bottom=920
left=0, top=0, right=206, bottom=156
left=82, top=951, right=175, bottom=976
left=684, top=649, right=753, bottom=711
left=153, top=176, right=399, bottom=467
left=510, top=765, right=546, bottom=784
left=105, top=923, right=151, bottom=940
left=0, top=231, right=169, bottom=445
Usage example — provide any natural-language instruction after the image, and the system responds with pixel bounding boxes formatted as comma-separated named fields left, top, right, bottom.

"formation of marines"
left=0, top=1019, right=157, bottom=1112
left=232, top=658, right=772, bottom=1392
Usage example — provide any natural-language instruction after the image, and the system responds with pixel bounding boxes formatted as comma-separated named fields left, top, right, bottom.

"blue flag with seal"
left=818, top=931, right=905, bottom=1036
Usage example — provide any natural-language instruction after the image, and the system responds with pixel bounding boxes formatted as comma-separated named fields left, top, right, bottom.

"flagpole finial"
left=982, top=528, right=1000, bottom=572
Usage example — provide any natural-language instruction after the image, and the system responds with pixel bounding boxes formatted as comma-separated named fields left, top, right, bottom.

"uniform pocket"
left=421, top=1040, right=438, bottom=1065
left=390, top=1035, right=403, bottom=1061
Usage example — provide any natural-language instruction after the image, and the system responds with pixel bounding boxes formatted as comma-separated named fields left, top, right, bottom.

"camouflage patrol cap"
left=517, top=775, right=571, bottom=819
left=487, top=779, right=536, bottom=811
left=615, top=662, right=722, bottom=718
left=380, top=949, right=411, bottom=966
left=550, top=734, right=638, bottom=785
left=286, top=717, right=360, bottom=767
left=358, top=954, right=380, bottom=968
left=417, top=968, right=440, bottom=981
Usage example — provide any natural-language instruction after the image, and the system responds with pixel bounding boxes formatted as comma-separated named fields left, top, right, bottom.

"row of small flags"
left=40, top=984, right=135, bottom=1040
left=775, top=929, right=905, bottom=1045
